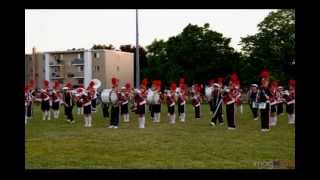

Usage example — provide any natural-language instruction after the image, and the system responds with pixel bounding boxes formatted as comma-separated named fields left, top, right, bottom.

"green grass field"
left=25, top=103, right=295, bottom=169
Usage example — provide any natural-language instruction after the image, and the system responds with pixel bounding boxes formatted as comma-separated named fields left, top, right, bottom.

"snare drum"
left=101, top=89, right=111, bottom=103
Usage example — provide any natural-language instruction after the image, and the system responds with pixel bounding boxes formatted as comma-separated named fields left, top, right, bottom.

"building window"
left=77, top=53, right=81, bottom=59
left=97, top=66, right=100, bottom=71
left=116, top=66, right=120, bottom=72
left=94, top=53, right=100, bottom=58
left=60, top=54, right=64, bottom=59
left=78, top=79, right=83, bottom=84
left=67, top=73, right=74, bottom=78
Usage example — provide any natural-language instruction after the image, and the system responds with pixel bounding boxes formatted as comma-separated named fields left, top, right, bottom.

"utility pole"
left=135, top=9, right=140, bottom=88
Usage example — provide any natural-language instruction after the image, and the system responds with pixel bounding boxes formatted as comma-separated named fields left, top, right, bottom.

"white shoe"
left=220, top=122, right=224, bottom=126
left=254, top=118, right=258, bottom=121
left=261, top=129, right=270, bottom=132
left=108, top=125, right=114, bottom=128
left=71, top=120, right=75, bottom=124
left=66, top=119, right=71, bottom=123
left=228, top=127, right=235, bottom=130
left=113, top=126, right=118, bottom=129
left=210, top=122, right=216, bottom=126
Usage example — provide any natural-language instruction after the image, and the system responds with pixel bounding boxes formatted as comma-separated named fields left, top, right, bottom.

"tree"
left=239, top=9, right=295, bottom=85
left=145, top=23, right=242, bottom=87
left=91, top=44, right=115, bottom=50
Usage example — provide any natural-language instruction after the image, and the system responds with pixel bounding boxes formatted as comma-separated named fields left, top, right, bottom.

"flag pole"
left=135, top=9, right=140, bottom=88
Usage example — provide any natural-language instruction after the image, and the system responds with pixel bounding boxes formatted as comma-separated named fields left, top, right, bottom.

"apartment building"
left=25, top=48, right=134, bottom=89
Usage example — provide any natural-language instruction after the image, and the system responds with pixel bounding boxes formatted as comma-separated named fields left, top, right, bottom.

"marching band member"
left=247, top=84, right=259, bottom=120
left=109, top=77, right=121, bottom=128
left=51, top=81, right=61, bottom=119
left=285, top=79, right=295, bottom=124
left=210, top=82, right=223, bottom=126
left=208, top=79, right=215, bottom=117
left=258, top=69, right=272, bottom=132
left=277, top=86, right=285, bottom=116
left=62, top=82, right=74, bottom=123
left=269, top=80, right=278, bottom=126
left=80, top=86, right=93, bottom=127
left=26, top=80, right=35, bottom=121
left=232, top=76, right=241, bottom=114
left=177, top=79, right=187, bottom=122
left=120, top=83, right=131, bottom=122
left=191, top=84, right=201, bottom=120
left=40, top=80, right=51, bottom=121
left=25, top=85, right=30, bottom=125
left=223, top=73, right=239, bottom=130
left=75, top=84, right=84, bottom=115
left=91, top=85, right=97, bottom=113
left=134, top=87, right=147, bottom=128
left=167, top=83, right=177, bottom=124
left=153, top=80, right=163, bottom=123
left=101, top=91, right=110, bottom=118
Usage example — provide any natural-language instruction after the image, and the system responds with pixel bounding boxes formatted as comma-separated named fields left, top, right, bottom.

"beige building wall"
left=26, top=49, right=133, bottom=90
left=25, top=53, right=45, bottom=89
left=103, top=50, right=134, bottom=89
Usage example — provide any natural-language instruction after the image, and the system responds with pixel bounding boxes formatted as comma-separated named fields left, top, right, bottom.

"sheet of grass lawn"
left=25, top=103, right=294, bottom=169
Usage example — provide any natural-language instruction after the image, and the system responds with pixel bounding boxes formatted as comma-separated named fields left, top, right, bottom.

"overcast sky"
left=25, top=9, right=277, bottom=54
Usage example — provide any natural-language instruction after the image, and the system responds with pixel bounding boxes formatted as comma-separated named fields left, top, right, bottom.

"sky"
left=25, top=9, right=277, bottom=54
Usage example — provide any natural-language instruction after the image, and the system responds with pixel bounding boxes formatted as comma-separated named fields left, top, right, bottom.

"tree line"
left=91, top=9, right=295, bottom=88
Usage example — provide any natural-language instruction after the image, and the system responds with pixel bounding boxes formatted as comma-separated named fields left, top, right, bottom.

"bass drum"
left=110, top=90, right=119, bottom=104
left=152, top=92, right=160, bottom=104
left=205, top=86, right=213, bottom=100
left=101, top=89, right=111, bottom=103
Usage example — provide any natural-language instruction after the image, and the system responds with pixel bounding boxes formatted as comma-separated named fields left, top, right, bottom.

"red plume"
left=111, top=77, right=118, bottom=87
left=25, top=85, right=29, bottom=93
left=209, top=79, right=215, bottom=85
left=289, top=79, right=295, bottom=88
left=217, top=77, right=224, bottom=86
left=79, top=84, right=84, bottom=88
left=44, top=80, right=49, bottom=88
left=54, top=80, right=60, bottom=90
left=141, top=78, right=148, bottom=87
left=125, top=82, right=131, bottom=90
left=230, top=73, right=238, bottom=83
left=260, top=68, right=269, bottom=79
left=179, top=78, right=185, bottom=85
left=170, top=83, right=177, bottom=91
left=28, top=80, right=35, bottom=88
left=65, top=82, right=72, bottom=89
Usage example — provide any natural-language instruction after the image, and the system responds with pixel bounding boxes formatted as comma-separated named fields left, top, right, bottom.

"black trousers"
left=286, top=103, right=295, bottom=114
left=194, top=106, right=200, bottom=118
left=226, top=103, right=236, bottom=128
left=102, top=103, right=109, bottom=118
left=153, top=104, right=161, bottom=113
left=27, top=102, right=32, bottom=117
left=211, top=105, right=223, bottom=123
left=260, top=103, right=270, bottom=129
left=249, top=103, right=258, bottom=118
left=168, top=105, right=175, bottom=115
left=149, top=104, right=154, bottom=118
left=111, top=106, right=120, bottom=126
left=178, top=104, right=185, bottom=115
left=91, top=98, right=97, bottom=112
left=65, top=105, right=74, bottom=121
left=277, top=103, right=283, bottom=115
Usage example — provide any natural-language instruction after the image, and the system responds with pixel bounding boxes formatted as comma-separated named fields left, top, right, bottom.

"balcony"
left=71, top=58, right=84, bottom=66
left=51, top=76, right=64, bottom=80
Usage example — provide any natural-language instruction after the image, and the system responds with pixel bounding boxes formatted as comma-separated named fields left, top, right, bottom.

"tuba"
left=91, top=79, right=101, bottom=89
